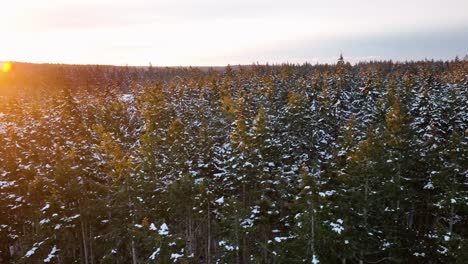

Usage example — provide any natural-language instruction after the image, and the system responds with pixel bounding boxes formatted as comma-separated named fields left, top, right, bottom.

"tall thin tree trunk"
left=187, top=210, right=194, bottom=256
left=309, top=198, right=315, bottom=260
left=396, top=153, right=401, bottom=211
left=125, top=175, right=138, bottom=264
left=73, top=240, right=76, bottom=260
left=131, top=239, right=137, bottom=264
left=263, top=225, right=268, bottom=263
left=408, top=203, right=414, bottom=228
left=235, top=208, right=240, bottom=264
left=242, top=182, right=247, bottom=264
left=242, top=236, right=247, bottom=264
left=449, top=171, right=457, bottom=234
left=79, top=235, right=84, bottom=264
left=81, top=219, right=89, bottom=264
left=360, top=164, right=369, bottom=264
left=449, top=205, right=454, bottom=234
left=207, top=201, right=211, bottom=264
left=89, top=226, right=94, bottom=264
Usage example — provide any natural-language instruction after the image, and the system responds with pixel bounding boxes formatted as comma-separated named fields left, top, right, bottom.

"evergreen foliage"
left=0, top=58, right=467, bottom=263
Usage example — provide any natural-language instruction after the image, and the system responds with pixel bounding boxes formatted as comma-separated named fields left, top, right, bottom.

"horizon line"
left=2, top=55, right=467, bottom=68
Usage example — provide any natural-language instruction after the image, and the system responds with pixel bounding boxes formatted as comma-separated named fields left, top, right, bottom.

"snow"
left=159, top=223, right=169, bottom=236
left=149, top=248, right=160, bottom=260
left=318, top=190, right=336, bottom=197
left=121, top=94, right=134, bottom=102
left=41, top=203, right=50, bottom=212
left=215, top=196, right=225, bottom=205
left=413, top=252, right=425, bottom=257
left=437, top=246, right=448, bottom=255
left=170, top=253, right=184, bottom=261
left=312, top=254, right=320, bottom=264
left=149, top=223, right=157, bottom=231
left=25, top=241, right=44, bottom=258
left=44, top=245, right=58, bottom=262
left=240, top=218, right=254, bottom=228
left=62, top=214, right=80, bottom=222
left=330, top=219, right=344, bottom=234
left=274, top=237, right=288, bottom=243
left=25, top=247, right=38, bottom=258
left=251, top=206, right=260, bottom=214
left=0, top=180, right=15, bottom=189
left=40, top=219, right=50, bottom=225
left=224, top=245, right=235, bottom=251
left=423, top=182, right=434, bottom=190
left=194, top=178, right=203, bottom=184
left=219, top=240, right=238, bottom=251
left=243, top=162, right=253, bottom=167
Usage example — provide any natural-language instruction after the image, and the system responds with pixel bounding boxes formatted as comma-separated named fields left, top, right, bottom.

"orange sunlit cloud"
left=1, top=62, right=12, bottom=73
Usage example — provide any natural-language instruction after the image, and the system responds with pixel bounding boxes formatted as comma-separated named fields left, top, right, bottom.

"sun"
left=2, top=62, right=12, bottom=73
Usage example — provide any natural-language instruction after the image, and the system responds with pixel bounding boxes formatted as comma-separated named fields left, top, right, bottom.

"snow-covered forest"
left=0, top=57, right=466, bottom=263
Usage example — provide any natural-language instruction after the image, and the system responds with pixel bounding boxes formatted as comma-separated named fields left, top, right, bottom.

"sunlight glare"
left=2, top=62, right=12, bottom=73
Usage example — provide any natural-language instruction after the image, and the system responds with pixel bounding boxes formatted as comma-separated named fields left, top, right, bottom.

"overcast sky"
left=1, top=0, right=467, bottom=66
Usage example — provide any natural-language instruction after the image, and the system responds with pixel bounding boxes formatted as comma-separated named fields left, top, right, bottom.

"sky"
left=0, top=0, right=467, bottom=66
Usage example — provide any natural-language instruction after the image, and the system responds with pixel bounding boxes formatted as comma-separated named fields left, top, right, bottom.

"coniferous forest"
left=0, top=58, right=467, bottom=263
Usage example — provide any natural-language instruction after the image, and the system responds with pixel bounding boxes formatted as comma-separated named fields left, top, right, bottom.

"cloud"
left=247, top=26, right=468, bottom=64
left=1, top=0, right=467, bottom=65
left=12, top=0, right=468, bottom=32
